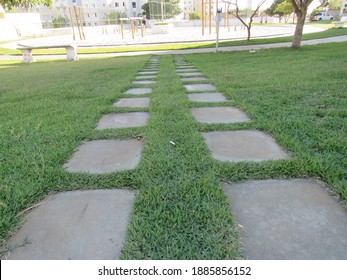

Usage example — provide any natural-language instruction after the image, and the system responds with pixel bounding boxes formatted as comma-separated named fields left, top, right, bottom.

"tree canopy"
left=0, top=0, right=51, bottom=10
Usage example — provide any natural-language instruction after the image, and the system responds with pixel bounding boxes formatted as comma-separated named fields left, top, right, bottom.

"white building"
left=28, top=0, right=148, bottom=27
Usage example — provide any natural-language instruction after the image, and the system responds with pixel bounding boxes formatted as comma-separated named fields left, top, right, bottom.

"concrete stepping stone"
left=135, top=75, right=156, bottom=80
left=113, top=98, right=150, bottom=108
left=192, top=107, right=250, bottom=124
left=188, top=93, right=227, bottom=102
left=138, top=71, right=157, bottom=75
left=181, top=77, right=208, bottom=82
left=63, top=139, right=143, bottom=173
left=184, top=84, right=216, bottom=91
left=4, top=189, right=136, bottom=260
left=202, top=130, right=289, bottom=162
left=176, top=68, right=198, bottom=72
left=96, top=112, right=149, bottom=129
left=124, top=88, right=152, bottom=95
left=223, top=179, right=347, bottom=260
left=132, top=80, right=155, bottom=85
left=178, top=72, right=202, bottom=77
left=176, top=66, right=195, bottom=69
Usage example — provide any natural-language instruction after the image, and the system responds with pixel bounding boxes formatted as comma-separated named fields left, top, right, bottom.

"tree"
left=226, top=0, right=267, bottom=41
left=189, top=12, right=201, bottom=20
left=265, top=0, right=286, bottom=16
left=289, top=0, right=314, bottom=48
left=52, top=16, right=69, bottom=28
left=103, top=11, right=126, bottom=25
left=142, top=2, right=150, bottom=19
left=0, top=0, right=51, bottom=10
left=148, top=0, right=181, bottom=20
left=274, top=0, right=293, bottom=23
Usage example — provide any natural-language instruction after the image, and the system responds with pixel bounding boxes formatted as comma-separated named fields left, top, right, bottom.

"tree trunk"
left=292, top=13, right=306, bottom=48
left=246, top=25, right=251, bottom=40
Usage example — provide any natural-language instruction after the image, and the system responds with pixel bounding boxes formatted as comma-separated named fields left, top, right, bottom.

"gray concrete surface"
left=181, top=77, right=208, bottom=82
left=192, top=107, right=250, bottom=124
left=132, top=80, right=156, bottom=85
left=4, top=189, right=136, bottom=260
left=223, top=179, right=347, bottom=260
left=124, top=88, right=152, bottom=95
left=178, top=72, right=203, bottom=77
left=113, top=97, right=150, bottom=108
left=202, top=130, right=289, bottom=162
left=184, top=84, right=217, bottom=91
left=63, top=139, right=143, bottom=173
left=138, top=71, right=157, bottom=75
left=96, top=112, right=149, bottom=129
left=135, top=75, right=157, bottom=80
left=187, top=93, right=227, bottom=102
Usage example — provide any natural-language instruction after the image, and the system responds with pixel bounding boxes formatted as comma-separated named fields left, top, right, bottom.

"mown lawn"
left=1, top=42, right=346, bottom=259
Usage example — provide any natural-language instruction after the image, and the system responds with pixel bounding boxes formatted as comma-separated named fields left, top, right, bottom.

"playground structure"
left=201, top=0, right=252, bottom=35
left=68, top=5, right=85, bottom=40
left=119, top=17, right=145, bottom=39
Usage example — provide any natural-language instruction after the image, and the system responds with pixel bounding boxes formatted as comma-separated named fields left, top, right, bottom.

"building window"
left=123, top=2, right=125, bottom=7
left=94, top=13, right=97, bottom=18
left=132, top=2, right=136, bottom=8
left=115, top=3, right=119, bottom=7
left=87, top=13, right=90, bottom=18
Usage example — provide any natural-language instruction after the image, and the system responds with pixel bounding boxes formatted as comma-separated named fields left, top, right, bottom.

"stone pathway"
left=175, top=55, right=347, bottom=260
left=5, top=55, right=347, bottom=260
left=3, top=57, right=160, bottom=260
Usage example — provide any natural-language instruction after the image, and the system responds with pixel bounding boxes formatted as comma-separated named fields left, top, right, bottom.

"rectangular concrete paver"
left=223, top=179, right=347, bottom=259
left=96, top=112, right=149, bottom=129
left=124, top=88, right=152, bottom=95
left=178, top=72, right=203, bottom=77
left=113, top=98, right=150, bottom=108
left=188, top=93, right=227, bottom=102
left=4, top=189, right=136, bottom=260
left=181, top=77, right=208, bottom=82
left=202, top=130, right=289, bottom=162
left=184, top=84, right=216, bottom=91
left=132, top=80, right=156, bottom=85
left=192, top=107, right=250, bottom=123
left=63, top=139, right=143, bottom=173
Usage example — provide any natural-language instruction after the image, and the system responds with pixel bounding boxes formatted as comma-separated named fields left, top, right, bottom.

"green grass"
left=1, top=42, right=347, bottom=259
left=1, top=26, right=346, bottom=56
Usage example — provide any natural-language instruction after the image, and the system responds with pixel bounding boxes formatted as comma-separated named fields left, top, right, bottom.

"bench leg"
left=21, top=49, right=35, bottom=63
left=65, top=46, right=78, bottom=61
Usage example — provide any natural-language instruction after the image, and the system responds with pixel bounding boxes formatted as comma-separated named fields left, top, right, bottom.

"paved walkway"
left=2, top=24, right=347, bottom=62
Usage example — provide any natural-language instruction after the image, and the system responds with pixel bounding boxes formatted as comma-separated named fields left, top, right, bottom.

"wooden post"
left=120, top=19, right=124, bottom=39
left=68, top=7, right=76, bottom=40
left=73, top=6, right=82, bottom=40
left=78, top=7, right=85, bottom=40
left=139, top=19, right=144, bottom=38
left=130, top=19, right=135, bottom=39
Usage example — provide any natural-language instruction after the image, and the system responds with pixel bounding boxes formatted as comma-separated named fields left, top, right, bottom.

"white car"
left=314, top=12, right=334, bottom=21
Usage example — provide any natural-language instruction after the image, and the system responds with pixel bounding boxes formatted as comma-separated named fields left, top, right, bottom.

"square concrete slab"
left=124, top=88, right=152, bottom=95
left=96, top=112, right=149, bottom=129
left=178, top=72, right=202, bottom=77
left=4, top=189, right=136, bottom=260
left=63, top=139, right=143, bottom=173
left=181, top=77, right=208, bottom=82
left=113, top=98, right=150, bottom=108
left=192, top=107, right=250, bottom=124
left=188, top=93, right=227, bottom=102
left=224, top=179, right=347, bottom=260
left=184, top=84, right=216, bottom=91
left=202, top=130, right=289, bottom=162
left=132, top=80, right=156, bottom=85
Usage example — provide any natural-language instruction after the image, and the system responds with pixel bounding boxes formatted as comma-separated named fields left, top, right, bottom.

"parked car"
left=314, top=12, right=334, bottom=21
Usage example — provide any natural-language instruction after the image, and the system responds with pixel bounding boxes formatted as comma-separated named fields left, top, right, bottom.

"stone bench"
left=17, top=44, right=78, bottom=63
left=332, top=16, right=346, bottom=28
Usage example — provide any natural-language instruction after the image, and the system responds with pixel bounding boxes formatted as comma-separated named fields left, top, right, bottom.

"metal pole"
left=209, top=0, right=212, bottom=34
left=202, top=0, right=205, bottom=36
left=216, top=16, right=219, bottom=52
